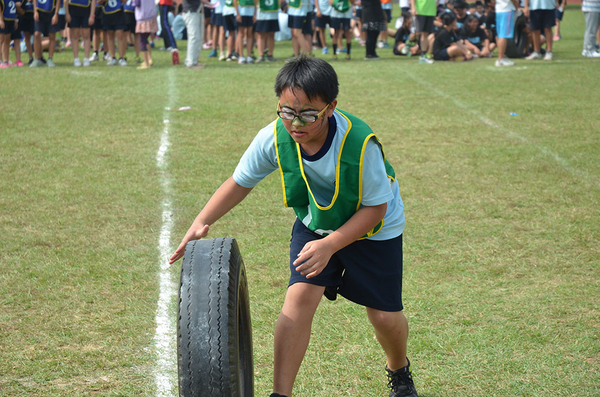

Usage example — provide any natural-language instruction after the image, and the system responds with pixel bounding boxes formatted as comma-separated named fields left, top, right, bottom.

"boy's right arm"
left=169, top=176, right=253, bottom=264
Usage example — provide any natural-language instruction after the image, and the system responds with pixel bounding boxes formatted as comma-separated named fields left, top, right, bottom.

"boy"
left=523, top=0, right=557, bottom=60
left=65, top=0, right=95, bottom=66
left=495, top=0, right=518, bottom=66
left=31, top=0, right=60, bottom=67
left=254, top=0, right=279, bottom=62
left=329, top=0, right=353, bottom=60
left=432, top=11, right=473, bottom=60
left=409, top=0, right=436, bottom=63
left=102, top=0, right=127, bottom=65
left=234, top=0, right=256, bottom=64
left=169, top=55, right=419, bottom=397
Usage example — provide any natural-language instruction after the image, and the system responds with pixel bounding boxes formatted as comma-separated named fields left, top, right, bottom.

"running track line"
left=155, top=68, right=178, bottom=397
left=403, top=70, right=600, bottom=188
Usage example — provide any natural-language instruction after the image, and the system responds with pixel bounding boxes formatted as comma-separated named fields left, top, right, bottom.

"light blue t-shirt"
left=233, top=110, right=405, bottom=240
left=529, top=0, right=555, bottom=9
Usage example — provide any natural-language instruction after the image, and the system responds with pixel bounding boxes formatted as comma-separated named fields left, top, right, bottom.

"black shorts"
left=289, top=219, right=404, bottom=312
left=288, top=13, right=313, bottom=35
left=204, top=6, right=212, bottom=19
left=529, top=9, right=555, bottom=30
left=314, top=13, right=330, bottom=28
left=210, top=11, right=223, bottom=26
left=255, top=18, right=279, bottom=32
left=102, top=9, right=126, bottom=30
left=69, top=6, right=92, bottom=28
left=414, top=14, right=435, bottom=33
left=58, top=14, right=67, bottom=30
left=0, top=20, right=16, bottom=34
left=93, top=8, right=103, bottom=29
left=237, top=15, right=254, bottom=27
left=124, top=11, right=136, bottom=32
left=223, top=14, right=237, bottom=31
left=433, top=47, right=450, bottom=60
left=330, top=16, right=350, bottom=30
left=34, top=11, right=61, bottom=34
left=19, top=14, right=35, bottom=33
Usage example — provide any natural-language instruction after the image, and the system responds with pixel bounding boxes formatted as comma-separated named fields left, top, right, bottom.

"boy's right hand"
left=169, top=224, right=210, bottom=264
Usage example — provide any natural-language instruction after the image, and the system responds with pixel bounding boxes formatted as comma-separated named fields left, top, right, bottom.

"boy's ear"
left=328, top=100, right=338, bottom=117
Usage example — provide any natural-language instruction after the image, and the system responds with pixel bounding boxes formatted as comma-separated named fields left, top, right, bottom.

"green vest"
left=333, top=0, right=350, bottom=13
left=259, top=0, right=278, bottom=11
left=239, top=0, right=254, bottom=6
left=288, top=0, right=301, bottom=8
left=274, top=109, right=395, bottom=239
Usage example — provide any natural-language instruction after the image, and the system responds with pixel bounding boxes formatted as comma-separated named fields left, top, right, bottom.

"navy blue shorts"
left=124, top=12, right=136, bottom=32
left=19, top=14, right=35, bottom=33
left=433, top=47, right=450, bottom=60
left=355, top=8, right=362, bottom=18
left=555, top=8, right=564, bottom=21
left=102, top=10, right=126, bottom=31
left=289, top=219, right=404, bottom=312
left=314, top=14, right=330, bottom=28
left=34, top=12, right=61, bottom=34
left=383, top=8, right=391, bottom=22
left=330, top=16, right=351, bottom=30
left=0, top=20, right=15, bottom=34
left=69, top=7, right=91, bottom=29
left=204, top=7, right=212, bottom=19
left=255, top=19, right=279, bottom=32
left=93, top=8, right=103, bottom=29
left=288, top=14, right=306, bottom=29
left=238, top=15, right=254, bottom=27
left=211, top=11, right=223, bottom=26
left=223, top=14, right=237, bottom=31
left=529, top=9, right=555, bottom=31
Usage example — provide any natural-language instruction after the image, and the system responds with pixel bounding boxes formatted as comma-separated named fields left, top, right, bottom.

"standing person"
left=134, top=0, right=157, bottom=68
left=494, top=0, right=518, bottom=66
left=254, top=0, right=279, bottom=61
left=524, top=0, right=557, bottom=60
left=169, top=54, right=419, bottom=397
left=158, top=0, right=179, bottom=63
left=410, top=0, right=436, bottom=63
left=287, top=0, right=311, bottom=56
left=123, top=0, right=140, bottom=62
left=31, top=0, right=61, bottom=67
left=581, top=0, right=600, bottom=57
left=182, top=0, right=209, bottom=68
left=314, top=0, right=331, bottom=54
left=553, top=0, right=564, bottom=40
left=0, top=0, right=19, bottom=67
left=102, top=0, right=127, bottom=65
left=17, top=0, right=35, bottom=65
left=378, top=0, right=391, bottom=47
left=361, top=0, right=386, bottom=59
left=329, top=0, right=353, bottom=60
left=234, top=0, right=256, bottom=63
left=222, top=0, right=238, bottom=60
left=65, top=0, right=95, bottom=66
left=90, top=0, right=105, bottom=61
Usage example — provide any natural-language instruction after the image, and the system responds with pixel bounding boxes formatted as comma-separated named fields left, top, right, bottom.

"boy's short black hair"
left=464, top=14, right=478, bottom=24
left=453, top=0, right=467, bottom=9
left=274, top=55, right=339, bottom=104
left=441, top=11, right=457, bottom=25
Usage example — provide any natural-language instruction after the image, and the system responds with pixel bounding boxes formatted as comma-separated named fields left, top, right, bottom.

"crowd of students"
left=1, top=0, right=599, bottom=67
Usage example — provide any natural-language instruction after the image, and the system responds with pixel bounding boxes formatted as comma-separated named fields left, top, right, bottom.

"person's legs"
left=367, top=308, right=409, bottom=371
left=34, top=31, right=43, bottom=59
left=544, top=27, right=553, bottom=51
left=72, top=27, right=81, bottom=59
left=183, top=10, right=201, bottom=66
left=267, top=31, right=275, bottom=56
left=273, top=282, right=325, bottom=396
left=291, top=27, right=301, bottom=56
left=0, top=34, right=7, bottom=64
left=497, top=36, right=507, bottom=59
left=106, top=30, right=116, bottom=58
left=531, top=29, right=541, bottom=52
left=82, top=28, right=91, bottom=58
left=117, top=29, right=127, bottom=59
left=584, top=12, right=600, bottom=52
left=365, top=29, right=378, bottom=57
left=48, top=32, right=56, bottom=59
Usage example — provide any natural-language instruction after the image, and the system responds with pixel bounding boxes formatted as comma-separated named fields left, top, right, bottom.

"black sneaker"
left=269, top=394, right=288, bottom=397
left=386, top=359, right=418, bottom=397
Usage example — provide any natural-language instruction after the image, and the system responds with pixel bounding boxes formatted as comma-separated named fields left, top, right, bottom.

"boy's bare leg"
left=273, top=282, right=324, bottom=396
left=367, top=308, right=409, bottom=371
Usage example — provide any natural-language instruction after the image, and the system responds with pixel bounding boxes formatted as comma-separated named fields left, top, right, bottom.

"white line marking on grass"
left=404, top=70, right=600, bottom=188
left=154, top=69, right=178, bottom=397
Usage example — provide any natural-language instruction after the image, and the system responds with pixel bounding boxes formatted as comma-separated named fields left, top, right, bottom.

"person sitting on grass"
left=461, top=14, right=492, bottom=57
left=432, top=11, right=473, bottom=61
left=393, top=10, right=419, bottom=56
left=169, top=54, right=419, bottom=397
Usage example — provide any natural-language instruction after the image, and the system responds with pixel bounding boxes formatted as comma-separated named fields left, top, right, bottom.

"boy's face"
left=455, top=7, right=466, bottom=17
left=278, top=88, right=337, bottom=154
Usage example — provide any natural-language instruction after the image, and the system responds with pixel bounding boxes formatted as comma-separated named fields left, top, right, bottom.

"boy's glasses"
left=277, top=103, right=330, bottom=125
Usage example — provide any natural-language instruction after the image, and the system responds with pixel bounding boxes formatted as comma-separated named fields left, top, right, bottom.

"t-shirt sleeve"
left=361, top=139, right=394, bottom=207
left=232, top=123, right=279, bottom=188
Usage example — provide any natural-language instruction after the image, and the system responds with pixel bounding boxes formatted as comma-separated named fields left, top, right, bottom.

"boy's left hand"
left=293, top=239, right=335, bottom=279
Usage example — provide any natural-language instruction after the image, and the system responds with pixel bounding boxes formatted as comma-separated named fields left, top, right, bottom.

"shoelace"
left=387, top=367, right=415, bottom=392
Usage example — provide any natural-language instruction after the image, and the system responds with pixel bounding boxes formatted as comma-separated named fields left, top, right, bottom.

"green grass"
left=1, top=6, right=599, bottom=396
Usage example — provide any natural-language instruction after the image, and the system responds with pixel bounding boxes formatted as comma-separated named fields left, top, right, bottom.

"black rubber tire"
left=177, top=237, right=254, bottom=397
left=505, top=10, right=527, bottom=58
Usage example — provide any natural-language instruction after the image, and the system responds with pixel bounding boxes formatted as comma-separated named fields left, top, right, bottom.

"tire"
left=177, top=237, right=254, bottom=397
left=505, top=10, right=527, bottom=58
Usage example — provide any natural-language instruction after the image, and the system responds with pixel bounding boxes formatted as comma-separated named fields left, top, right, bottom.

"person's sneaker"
left=582, top=49, right=600, bottom=58
left=16, top=60, right=24, bottom=67
left=137, top=61, right=151, bottom=69
left=238, top=56, right=246, bottom=64
left=171, top=48, right=180, bottom=65
left=266, top=55, right=278, bottom=62
left=46, top=58, right=56, bottom=67
left=364, top=54, right=380, bottom=60
left=134, top=56, right=142, bottom=63
left=103, top=52, right=110, bottom=61
left=418, top=55, right=433, bottom=64
left=83, top=58, right=91, bottom=67
left=543, top=51, right=553, bottom=61
left=208, top=49, right=218, bottom=58
left=0, top=62, right=8, bottom=69
left=332, top=54, right=338, bottom=61
left=118, top=57, right=128, bottom=66
left=377, top=41, right=385, bottom=48
left=256, top=56, right=266, bottom=63
left=219, top=53, right=227, bottom=61
left=74, top=58, right=82, bottom=67
left=553, top=34, right=561, bottom=41
left=525, top=51, right=542, bottom=60
left=322, top=46, right=328, bottom=54
left=246, top=56, right=254, bottom=64
left=382, top=42, right=390, bottom=49
left=107, top=57, right=117, bottom=66
left=30, top=58, right=44, bottom=67
left=231, top=52, right=239, bottom=60
left=90, top=52, right=99, bottom=61
left=386, top=360, right=418, bottom=397
left=345, top=53, right=351, bottom=61
left=495, top=57, right=515, bottom=67
left=202, top=42, right=211, bottom=50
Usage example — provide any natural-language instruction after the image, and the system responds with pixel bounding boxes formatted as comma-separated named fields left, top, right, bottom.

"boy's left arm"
left=293, top=203, right=387, bottom=278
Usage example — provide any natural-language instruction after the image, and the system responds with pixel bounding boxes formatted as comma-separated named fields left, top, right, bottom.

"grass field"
left=1, top=5, right=599, bottom=396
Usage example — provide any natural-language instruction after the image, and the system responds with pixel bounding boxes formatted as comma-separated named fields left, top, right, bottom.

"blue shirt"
left=233, top=110, right=405, bottom=240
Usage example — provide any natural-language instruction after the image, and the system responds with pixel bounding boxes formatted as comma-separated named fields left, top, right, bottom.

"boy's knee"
left=367, top=308, right=405, bottom=330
